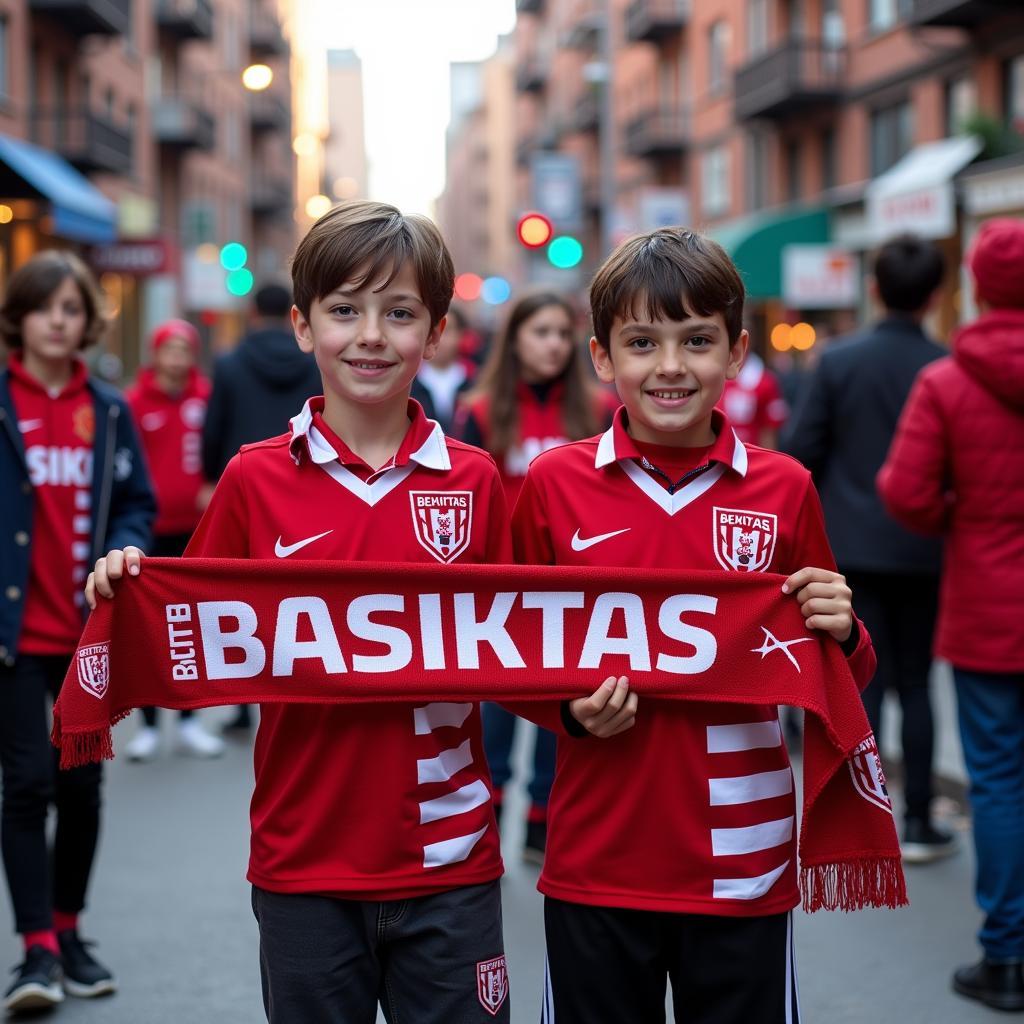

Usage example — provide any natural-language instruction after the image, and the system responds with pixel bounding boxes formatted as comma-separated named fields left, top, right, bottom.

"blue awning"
left=0, top=133, right=117, bottom=244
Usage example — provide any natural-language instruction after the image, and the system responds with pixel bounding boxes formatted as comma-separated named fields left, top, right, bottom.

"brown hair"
left=291, top=200, right=454, bottom=327
left=470, top=292, right=602, bottom=457
left=589, top=228, right=745, bottom=349
left=0, top=249, right=106, bottom=350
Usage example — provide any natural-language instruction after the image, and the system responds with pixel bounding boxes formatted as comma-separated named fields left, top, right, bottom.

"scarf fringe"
left=801, top=857, right=908, bottom=912
left=51, top=707, right=114, bottom=770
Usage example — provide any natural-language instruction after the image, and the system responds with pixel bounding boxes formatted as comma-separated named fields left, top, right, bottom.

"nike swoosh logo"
left=17, top=419, right=43, bottom=433
left=274, top=530, right=333, bottom=558
left=571, top=528, right=631, bottom=552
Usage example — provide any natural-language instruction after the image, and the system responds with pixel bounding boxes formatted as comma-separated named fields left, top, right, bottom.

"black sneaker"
left=57, top=930, right=116, bottom=999
left=901, top=818, right=958, bottom=864
left=953, top=957, right=1024, bottom=1011
left=4, top=945, right=63, bottom=1013
left=523, top=819, right=547, bottom=866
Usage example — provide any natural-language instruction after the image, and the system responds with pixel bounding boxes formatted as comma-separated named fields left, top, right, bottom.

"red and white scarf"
left=53, top=558, right=906, bottom=913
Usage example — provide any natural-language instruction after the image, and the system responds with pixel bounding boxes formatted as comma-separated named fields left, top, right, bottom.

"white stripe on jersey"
left=417, top=739, right=474, bottom=784
left=414, top=702, right=473, bottom=735
left=74, top=490, right=91, bottom=510
left=713, top=859, right=790, bottom=900
left=72, top=541, right=90, bottom=561
left=419, top=779, right=490, bottom=824
left=711, top=816, right=793, bottom=856
left=73, top=515, right=90, bottom=535
left=422, top=825, right=488, bottom=869
left=706, top=720, right=782, bottom=753
left=709, top=768, right=793, bottom=806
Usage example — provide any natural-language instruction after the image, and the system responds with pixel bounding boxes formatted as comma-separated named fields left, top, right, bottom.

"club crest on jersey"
left=847, top=736, right=892, bottom=814
left=476, top=956, right=509, bottom=1017
left=410, top=491, right=473, bottom=564
left=76, top=643, right=110, bottom=699
left=712, top=507, right=778, bottom=573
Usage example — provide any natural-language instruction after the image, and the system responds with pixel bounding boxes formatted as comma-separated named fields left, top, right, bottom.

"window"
left=182, top=202, right=216, bottom=247
left=0, top=17, right=8, bottom=101
left=945, top=77, right=976, bottom=136
left=747, top=0, right=769, bottom=59
left=702, top=144, right=731, bottom=217
left=709, top=21, right=729, bottom=95
left=870, top=100, right=914, bottom=177
left=745, top=131, right=767, bottom=211
left=822, top=126, right=837, bottom=190
left=869, top=0, right=912, bottom=33
left=785, top=139, right=801, bottom=202
left=1005, top=55, right=1024, bottom=129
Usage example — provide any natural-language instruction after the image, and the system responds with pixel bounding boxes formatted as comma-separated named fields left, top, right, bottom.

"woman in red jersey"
left=459, top=292, right=615, bottom=862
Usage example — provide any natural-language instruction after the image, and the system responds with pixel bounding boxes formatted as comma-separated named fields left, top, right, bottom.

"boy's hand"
left=570, top=676, right=637, bottom=738
left=86, top=546, right=145, bottom=610
left=782, top=567, right=853, bottom=644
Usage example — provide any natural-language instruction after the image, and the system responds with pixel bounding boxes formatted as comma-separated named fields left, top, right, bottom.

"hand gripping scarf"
left=52, top=558, right=906, bottom=913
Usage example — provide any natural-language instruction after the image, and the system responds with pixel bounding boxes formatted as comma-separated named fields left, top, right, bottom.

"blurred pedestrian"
left=878, top=218, right=1024, bottom=1012
left=0, top=251, right=155, bottom=1013
left=717, top=348, right=788, bottom=448
left=781, top=234, right=955, bottom=863
left=459, top=291, right=615, bottom=863
left=412, top=307, right=473, bottom=433
left=202, top=282, right=320, bottom=733
left=123, top=320, right=223, bottom=761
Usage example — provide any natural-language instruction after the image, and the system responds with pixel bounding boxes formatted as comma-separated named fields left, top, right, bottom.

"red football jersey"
left=511, top=407, right=875, bottom=917
left=126, top=367, right=210, bottom=536
left=9, top=355, right=94, bottom=654
left=718, top=353, right=788, bottom=446
left=185, top=398, right=511, bottom=899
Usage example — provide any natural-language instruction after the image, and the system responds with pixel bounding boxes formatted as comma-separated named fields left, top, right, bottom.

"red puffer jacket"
left=877, top=310, right=1024, bottom=673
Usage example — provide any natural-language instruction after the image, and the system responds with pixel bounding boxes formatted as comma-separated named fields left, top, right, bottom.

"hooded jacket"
left=201, top=326, right=321, bottom=480
left=877, top=310, right=1024, bottom=672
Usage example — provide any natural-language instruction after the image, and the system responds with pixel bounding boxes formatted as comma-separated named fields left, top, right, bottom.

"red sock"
left=23, top=930, right=59, bottom=955
left=52, top=911, right=78, bottom=934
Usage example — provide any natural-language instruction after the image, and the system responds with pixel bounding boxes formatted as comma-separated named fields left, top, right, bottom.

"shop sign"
left=782, top=245, right=858, bottom=309
left=867, top=182, right=955, bottom=241
left=91, top=239, right=177, bottom=277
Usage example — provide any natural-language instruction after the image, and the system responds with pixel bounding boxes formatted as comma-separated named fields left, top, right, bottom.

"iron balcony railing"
left=734, top=39, right=845, bottom=121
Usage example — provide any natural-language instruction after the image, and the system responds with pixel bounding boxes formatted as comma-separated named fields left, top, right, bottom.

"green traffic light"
left=219, top=242, right=248, bottom=272
left=547, top=236, right=583, bottom=269
left=226, top=268, right=254, bottom=296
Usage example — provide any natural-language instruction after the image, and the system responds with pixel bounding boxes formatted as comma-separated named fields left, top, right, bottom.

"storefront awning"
left=865, top=135, right=983, bottom=242
left=0, top=133, right=117, bottom=244
left=709, top=206, right=830, bottom=301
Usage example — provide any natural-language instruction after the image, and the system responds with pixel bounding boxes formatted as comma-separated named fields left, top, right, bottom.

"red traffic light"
left=516, top=212, right=554, bottom=249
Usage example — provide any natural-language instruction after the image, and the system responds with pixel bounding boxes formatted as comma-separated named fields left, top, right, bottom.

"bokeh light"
left=219, top=242, right=248, bottom=272
left=480, top=276, right=512, bottom=305
left=790, top=322, right=817, bottom=351
left=517, top=213, right=553, bottom=249
left=547, top=236, right=583, bottom=269
left=770, top=323, right=793, bottom=351
left=242, top=64, right=273, bottom=92
left=305, top=194, right=333, bottom=219
left=454, top=273, right=483, bottom=302
left=226, top=268, right=254, bottom=296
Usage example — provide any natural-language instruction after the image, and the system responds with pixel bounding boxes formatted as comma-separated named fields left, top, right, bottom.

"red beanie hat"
left=967, top=218, right=1024, bottom=310
left=150, top=318, right=200, bottom=352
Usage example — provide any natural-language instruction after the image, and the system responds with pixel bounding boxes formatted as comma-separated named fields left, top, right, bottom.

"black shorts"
left=542, top=898, right=799, bottom=1024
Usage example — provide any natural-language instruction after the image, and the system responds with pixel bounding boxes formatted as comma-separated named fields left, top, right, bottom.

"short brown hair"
left=0, top=249, right=106, bottom=350
left=589, top=228, right=745, bottom=349
left=291, top=200, right=454, bottom=327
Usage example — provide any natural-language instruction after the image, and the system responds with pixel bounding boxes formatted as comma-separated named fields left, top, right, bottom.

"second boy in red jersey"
left=512, top=228, right=877, bottom=1024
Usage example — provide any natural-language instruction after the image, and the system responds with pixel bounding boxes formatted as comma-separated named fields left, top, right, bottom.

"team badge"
left=409, top=491, right=473, bottom=564
left=73, top=405, right=95, bottom=444
left=180, top=397, right=206, bottom=430
left=847, top=736, right=892, bottom=814
left=712, top=507, right=778, bottom=572
left=76, top=642, right=110, bottom=699
left=476, top=956, right=509, bottom=1017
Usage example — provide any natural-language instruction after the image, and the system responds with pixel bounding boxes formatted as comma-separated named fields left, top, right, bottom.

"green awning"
left=709, top=207, right=830, bottom=301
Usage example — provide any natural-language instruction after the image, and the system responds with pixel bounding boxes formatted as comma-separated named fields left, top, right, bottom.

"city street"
left=0, top=670, right=997, bottom=1023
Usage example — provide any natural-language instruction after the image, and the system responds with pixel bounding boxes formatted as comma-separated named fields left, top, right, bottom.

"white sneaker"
left=124, top=726, right=160, bottom=763
left=177, top=719, right=225, bottom=759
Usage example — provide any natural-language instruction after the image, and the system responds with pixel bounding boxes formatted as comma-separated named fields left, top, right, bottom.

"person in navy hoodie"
left=0, top=250, right=154, bottom=1014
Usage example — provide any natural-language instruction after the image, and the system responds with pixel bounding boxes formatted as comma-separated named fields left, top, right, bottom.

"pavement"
left=0, top=665, right=1001, bottom=1022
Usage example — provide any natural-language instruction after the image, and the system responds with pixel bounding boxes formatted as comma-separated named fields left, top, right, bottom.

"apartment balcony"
left=572, top=91, right=599, bottom=133
left=910, top=0, right=1018, bottom=27
left=734, top=40, right=845, bottom=121
left=156, top=0, right=213, bottom=40
left=28, top=0, right=129, bottom=36
left=516, top=55, right=546, bottom=94
left=625, top=105, right=690, bottom=158
left=516, top=0, right=544, bottom=12
left=251, top=174, right=292, bottom=216
left=250, top=6, right=287, bottom=58
left=33, top=109, right=132, bottom=175
left=625, top=0, right=690, bottom=44
left=152, top=96, right=216, bottom=152
left=564, top=1, right=603, bottom=49
left=249, top=91, right=290, bottom=133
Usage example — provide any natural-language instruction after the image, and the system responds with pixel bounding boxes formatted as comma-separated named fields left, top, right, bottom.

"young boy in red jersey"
left=511, top=228, right=877, bottom=1024
left=86, top=200, right=626, bottom=1023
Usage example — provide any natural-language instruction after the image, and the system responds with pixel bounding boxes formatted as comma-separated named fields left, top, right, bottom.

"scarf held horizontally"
left=52, top=558, right=906, bottom=913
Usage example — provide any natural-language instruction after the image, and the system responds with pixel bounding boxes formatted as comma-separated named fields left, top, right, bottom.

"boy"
left=87, top=200, right=622, bottom=1023
left=511, top=228, right=877, bottom=1023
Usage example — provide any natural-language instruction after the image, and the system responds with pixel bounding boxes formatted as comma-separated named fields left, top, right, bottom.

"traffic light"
left=516, top=212, right=553, bottom=249
left=547, top=236, right=583, bottom=269
left=219, top=242, right=248, bottom=272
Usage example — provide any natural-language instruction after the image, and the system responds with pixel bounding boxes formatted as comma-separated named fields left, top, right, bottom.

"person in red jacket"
left=878, top=217, right=1024, bottom=1013
left=124, top=321, right=224, bottom=761
left=458, top=292, right=615, bottom=862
